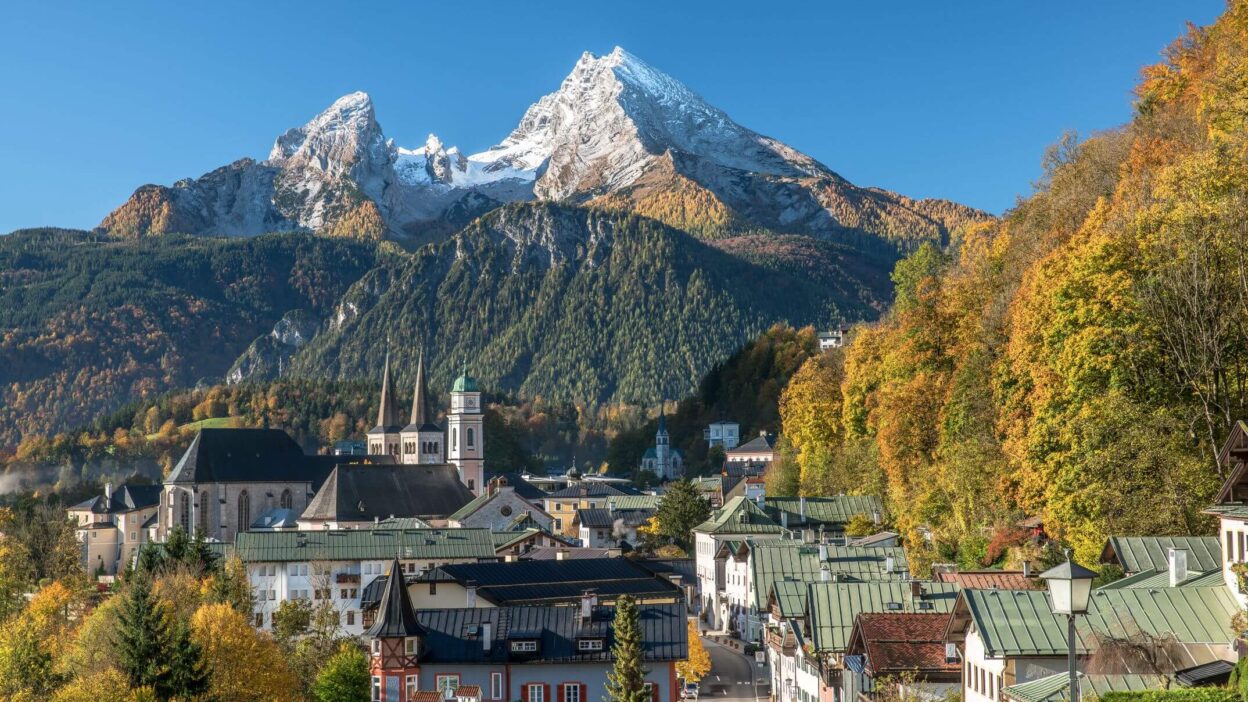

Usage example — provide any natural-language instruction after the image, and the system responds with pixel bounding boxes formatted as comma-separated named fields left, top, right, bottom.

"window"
left=453, top=428, right=458, bottom=450
left=280, top=489, right=293, bottom=510
left=577, top=638, right=604, bottom=651
left=179, top=491, right=190, bottom=532
left=1229, top=531, right=1236, bottom=562
left=437, top=676, right=461, bottom=696
left=468, top=479, right=475, bottom=492
left=372, top=639, right=381, bottom=655
left=198, top=491, right=209, bottom=534
left=430, top=581, right=437, bottom=595
left=528, top=684, right=545, bottom=702
left=405, top=637, right=418, bottom=655
left=254, top=612, right=263, bottom=627
left=130, top=531, right=137, bottom=541
left=511, top=640, right=539, bottom=653
left=491, top=673, right=504, bottom=700
left=554, top=518, right=563, bottom=531
left=565, top=684, right=581, bottom=702
left=467, top=427, right=476, bottom=448
left=372, top=676, right=381, bottom=702
left=346, top=610, right=356, bottom=626
left=238, top=491, right=250, bottom=532
left=407, top=675, right=418, bottom=699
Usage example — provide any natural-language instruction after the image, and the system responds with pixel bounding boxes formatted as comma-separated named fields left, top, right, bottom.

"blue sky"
left=0, top=1, right=1224, bottom=232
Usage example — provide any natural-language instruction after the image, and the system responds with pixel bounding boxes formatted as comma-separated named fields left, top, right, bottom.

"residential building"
left=69, top=482, right=161, bottom=576
left=817, top=327, right=851, bottom=351
left=843, top=613, right=961, bottom=702
left=1200, top=419, right=1248, bottom=603
left=233, top=527, right=497, bottom=635
left=763, top=495, right=884, bottom=535
left=1099, top=535, right=1221, bottom=577
left=692, top=496, right=787, bottom=628
left=932, top=569, right=1042, bottom=590
left=299, top=464, right=475, bottom=530
left=543, top=483, right=640, bottom=539
left=705, top=421, right=740, bottom=450
left=422, top=557, right=686, bottom=607
left=450, top=477, right=554, bottom=533
left=574, top=495, right=660, bottom=548
left=365, top=568, right=688, bottom=702
left=725, top=432, right=778, bottom=469
left=492, top=528, right=575, bottom=559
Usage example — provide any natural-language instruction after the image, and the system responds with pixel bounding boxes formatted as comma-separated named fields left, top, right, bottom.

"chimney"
left=1168, top=548, right=1188, bottom=588
left=799, top=496, right=806, bottom=522
left=1022, top=560, right=1032, bottom=578
left=374, top=516, right=380, bottom=526
left=910, top=581, right=923, bottom=600
left=820, top=564, right=831, bottom=582
left=556, top=549, right=566, bottom=561
left=885, top=556, right=896, bottom=573
left=104, top=482, right=113, bottom=501
left=581, top=590, right=595, bottom=623
left=818, top=542, right=828, bottom=562
left=780, top=511, right=788, bottom=529
left=871, top=510, right=881, bottom=525
left=482, top=621, right=492, bottom=651
left=467, top=580, right=478, bottom=607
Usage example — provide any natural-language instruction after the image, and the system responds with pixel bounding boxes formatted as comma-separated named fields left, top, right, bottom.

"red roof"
left=933, top=571, right=1042, bottom=590
left=411, top=693, right=443, bottom=702
left=456, top=686, right=482, bottom=698
left=847, top=613, right=960, bottom=675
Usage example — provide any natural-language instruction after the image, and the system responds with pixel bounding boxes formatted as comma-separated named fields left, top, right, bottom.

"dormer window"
left=577, top=638, right=604, bottom=651
left=404, top=637, right=418, bottom=655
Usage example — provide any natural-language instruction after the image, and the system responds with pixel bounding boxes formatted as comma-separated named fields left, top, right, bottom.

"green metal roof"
left=1102, top=536, right=1221, bottom=573
left=1096, top=569, right=1225, bottom=590
left=959, top=586, right=1241, bottom=658
left=750, top=542, right=910, bottom=609
left=448, top=491, right=496, bottom=521
left=1003, top=673, right=1171, bottom=702
left=764, top=496, right=883, bottom=528
left=770, top=580, right=809, bottom=618
left=806, top=581, right=960, bottom=653
left=492, top=528, right=541, bottom=550
left=608, top=495, right=662, bottom=510
left=452, top=373, right=479, bottom=392
left=1204, top=503, right=1248, bottom=519
left=693, top=496, right=784, bottom=535
left=234, top=528, right=497, bottom=563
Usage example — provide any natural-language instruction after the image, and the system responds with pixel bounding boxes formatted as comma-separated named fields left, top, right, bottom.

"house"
left=818, top=327, right=851, bottom=351
left=801, top=581, right=960, bottom=702
left=1199, top=419, right=1248, bottom=603
left=158, top=428, right=377, bottom=542
left=692, top=496, right=787, bottom=628
left=932, top=569, right=1042, bottom=590
left=519, top=546, right=622, bottom=561
left=233, top=527, right=497, bottom=635
left=574, top=495, right=660, bottom=548
left=1099, top=536, right=1221, bottom=577
left=365, top=561, right=688, bottom=702
left=298, top=464, right=475, bottom=530
left=943, top=584, right=1240, bottom=702
left=725, top=432, right=778, bottom=469
left=542, top=483, right=640, bottom=538
left=492, top=528, right=575, bottom=559
left=705, top=421, right=740, bottom=450
left=68, top=482, right=161, bottom=576
left=763, top=495, right=884, bottom=536
left=449, top=477, right=554, bottom=533
left=843, top=613, right=961, bottom=702
left=425, top=557, right=686, bottom=607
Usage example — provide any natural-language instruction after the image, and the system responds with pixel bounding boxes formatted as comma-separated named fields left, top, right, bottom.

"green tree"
left=654, top=479, right=710, bottom=550
left=606, top=596, right=649, bottom=702
left=113, top=575, right=207, bottom=700
left=313, top=643, right=371, bottom=702
left=272, top=598, right=313, bottom=646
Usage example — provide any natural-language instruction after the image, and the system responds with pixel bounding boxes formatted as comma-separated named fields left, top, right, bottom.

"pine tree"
left=165, top=619, right=209, bottom=700
left=113, top=575, right=208, bottom=700
left=654, top=479, right=711, bottom=551
left=606, top=596, right=649, bottom=702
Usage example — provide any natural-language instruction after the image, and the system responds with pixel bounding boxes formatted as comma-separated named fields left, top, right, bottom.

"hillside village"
left=56, top=351, right=1248, bottom=702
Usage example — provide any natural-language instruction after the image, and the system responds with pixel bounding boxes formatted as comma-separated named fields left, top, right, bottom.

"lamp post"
left=1040, top=556, right=1096, bottom=702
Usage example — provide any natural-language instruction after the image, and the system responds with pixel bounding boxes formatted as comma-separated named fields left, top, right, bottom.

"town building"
left=724, top=432, right=778, bottom=470
left=364, top=566, right=688, bottom=702
left=69, top=482, right=161, bottom=576
left=763, top=496, right=884, bottom=536
left=640, top=410, right=683, bottom=481
left=233, top=527, right=497, bottom=635
left=450, top=476, right=554, bottom=533
left=692, top=496, right=788, bottom=627
left=299, top=464, right=475, bottom=530
left=1099, top=535, right=1220, bottom=577
left=843, top=613, right=962, bottom=702
left=817, top=326, right=851, bottom=351
left=543, top=483, right=640, bottom=538
left=705, top=421, right=740, bottom=450
left=574, top=495, right=660, bottom=548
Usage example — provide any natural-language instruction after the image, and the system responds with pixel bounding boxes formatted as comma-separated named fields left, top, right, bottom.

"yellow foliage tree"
left=675, top=619, right=712, bottom=683
left=190, top=603, right=303, bottom=702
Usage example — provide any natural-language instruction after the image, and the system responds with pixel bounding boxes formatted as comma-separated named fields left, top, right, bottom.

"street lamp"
left=1040, top=556, right=1096, bottom=702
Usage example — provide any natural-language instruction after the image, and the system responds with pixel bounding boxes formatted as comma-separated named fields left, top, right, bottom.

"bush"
left=1099, top=690, right=1237, bottom=702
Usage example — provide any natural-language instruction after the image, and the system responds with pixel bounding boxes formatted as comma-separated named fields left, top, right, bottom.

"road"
left=701, top=637, right=766, bottom=701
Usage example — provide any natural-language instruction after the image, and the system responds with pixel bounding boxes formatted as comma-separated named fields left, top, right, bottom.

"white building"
left=705, top=421, right=740, bottom=450
left=69, top=483, right=161, bottom=576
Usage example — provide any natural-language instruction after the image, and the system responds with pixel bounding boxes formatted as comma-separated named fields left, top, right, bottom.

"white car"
left=682, top=682, right=700, bottom=700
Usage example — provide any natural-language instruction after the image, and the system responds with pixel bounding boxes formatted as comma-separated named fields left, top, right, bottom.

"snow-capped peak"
left=267, top=90, right=384, bottom=165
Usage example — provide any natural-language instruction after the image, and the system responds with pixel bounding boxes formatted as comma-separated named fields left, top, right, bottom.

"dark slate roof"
left=576, top=508, right=616, bottom=529
left=545, top=483, right=640, bottom=499
left=70, top=483, right=161, bottom=514
left=485, top=473, right=546, bottom=500
left=414, top=603, right=687, bottom=663
left=436, top=558, right=684, bottom=605
left=727, top=434, right=776, bottom=454
left=302, top=464, right=474, bottom=522
left=521, top=546, right=619, bottom=560
left=367, top=557, right=425, bottom=638
left=167, top=429, right=346, bottom=486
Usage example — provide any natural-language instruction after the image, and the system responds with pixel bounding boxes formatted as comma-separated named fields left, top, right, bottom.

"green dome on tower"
left=452, top=373, right=479, bottom=393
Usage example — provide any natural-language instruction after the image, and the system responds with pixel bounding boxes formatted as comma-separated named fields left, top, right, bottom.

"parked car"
left=682, top=682, right=700, bottom=700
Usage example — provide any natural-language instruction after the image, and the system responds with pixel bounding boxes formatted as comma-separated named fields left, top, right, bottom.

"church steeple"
left=409, top=350, right=433, bottom=429
left=368, top=350, right=402, bottom=456
left=401, top=350, right=444, bottom=465
left=366, top=556, right=424, bottom=691
left=376, top=350, right=397, bottom=430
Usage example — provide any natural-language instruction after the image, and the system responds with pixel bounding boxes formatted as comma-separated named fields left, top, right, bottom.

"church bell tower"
left=447, top=367, right=484, bottom=495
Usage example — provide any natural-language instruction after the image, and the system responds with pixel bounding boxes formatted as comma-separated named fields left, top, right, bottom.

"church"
left=640, top=408, right=683, bottom=481
left=367, top=351, right=486, bottom=496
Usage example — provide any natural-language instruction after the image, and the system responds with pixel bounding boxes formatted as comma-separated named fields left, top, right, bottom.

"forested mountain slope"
left=777, top=3, right=1248, bottom=567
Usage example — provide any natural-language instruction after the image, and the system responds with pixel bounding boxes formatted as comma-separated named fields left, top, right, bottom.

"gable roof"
left=70, top=483, right=161, bottom=514
left=544, top=483, right=640, bottom=499
left=414, top=603, right=687, bottom=663
left=728, top=434, right=776, bottom=454
left=693, top=496, right=784, bottom=535
left=1100, top=536, right=1221, bottom=574
left=302, top=464, right=474, bottom=522
left=947, top=586, right=1241, bottom=658
left=1095, top=569, right=1226, bottom=590
left=435, top=558, right=684, bottom=605
left=933, top=570, right=1042, bottom=590
left=763, top=496, right=883, bottom=529
left=807, top=581, right=960, bottom=653
left=770, top=580, right=809, bottom=619
left=750, top=542, right=910, bottom=609
left=1215, top=420, right=1248, bottom=502
left=167, top=428, right=365, bottom=487
left=233, top=528, right=496, bottom=562
left=367, top=556, right=425, bottom=638
left=1003, top=673, right=1171, bottom=702
left=846, top=612, right=960, bottom=675
left=449, top=486, right=548, bottom=523
left=484, top=473, right=546, bottom=500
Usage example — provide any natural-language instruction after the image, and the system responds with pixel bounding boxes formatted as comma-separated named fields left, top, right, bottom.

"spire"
left=657, top=401, right=668, bottom=434
left=376, top=350, right=397, bottom=429
left=409, top=350, right=434, bottom=428
left=366, top=556, right=424, bottom=639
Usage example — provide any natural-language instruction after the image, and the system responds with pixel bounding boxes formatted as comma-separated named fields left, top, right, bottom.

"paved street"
left=702, top=637, right=767, bottom=700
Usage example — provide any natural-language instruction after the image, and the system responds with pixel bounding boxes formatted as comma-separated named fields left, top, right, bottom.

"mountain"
left=100, top=48, right=987, bottom=247
left=284, top=202, right=878, bottom=405
left=0, top=229, right=380, bottom=445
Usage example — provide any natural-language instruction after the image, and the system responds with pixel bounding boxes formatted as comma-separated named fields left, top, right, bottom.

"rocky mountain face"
left=99, top=48, right=987, bottom=248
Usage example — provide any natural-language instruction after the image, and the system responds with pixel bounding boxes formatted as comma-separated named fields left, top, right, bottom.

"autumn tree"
left=191, top=603, right=302, bottom=702
left=676, top=619, right=711, bottom=683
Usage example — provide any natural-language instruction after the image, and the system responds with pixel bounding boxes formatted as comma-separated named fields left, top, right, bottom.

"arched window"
left=178, top=491, right=190, bottom=533
left=280, top=489, right=293, bottom=510
left=238, top=491, right=251, bottom=533
left=198, top=491, right=209, bottom=535
left=452, top=428, right=458, bottom=450
left=467, top=428, right=475, bottom=448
